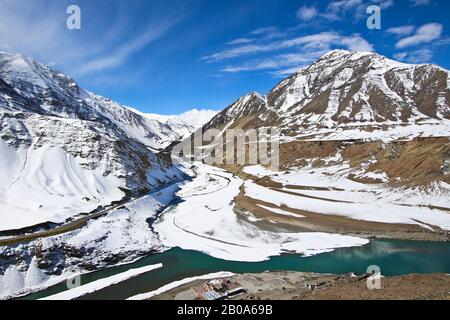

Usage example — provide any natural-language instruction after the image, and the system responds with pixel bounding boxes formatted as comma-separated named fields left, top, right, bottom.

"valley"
left=0, top=49, right=449, bottom=300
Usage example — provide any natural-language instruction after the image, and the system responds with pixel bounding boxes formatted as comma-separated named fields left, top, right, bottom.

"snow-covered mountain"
left=0, top=52, right=185, bottom=150
left=203, top=50, right=450, bottom=142
left=199, top=50, right=449, bottom=187
left=144, top=109, right=217, bottom=139
left=0, top=52, right=186, bottom=231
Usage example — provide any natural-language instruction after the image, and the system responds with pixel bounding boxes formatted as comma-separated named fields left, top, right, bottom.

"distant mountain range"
left=140, top=109, right=217, bottom=139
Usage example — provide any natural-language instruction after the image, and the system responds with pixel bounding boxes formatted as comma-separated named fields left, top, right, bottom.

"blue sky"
left=0, top=0, right=449, bottom=114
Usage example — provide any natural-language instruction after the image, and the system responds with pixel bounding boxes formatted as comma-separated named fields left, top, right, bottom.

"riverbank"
left=19, top=239, right=450, bottom=300
left=219, top=164, right=450, bottom=242
left=150, top=271, right=450, bottom=300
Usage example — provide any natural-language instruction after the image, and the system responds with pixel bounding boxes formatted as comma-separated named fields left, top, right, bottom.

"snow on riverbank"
left=243, top=165, right=450, bottom=231
left=41, top=264, right=163, bottom=300
left=127, top=271, right=235, bottom=300
left=155, top=164, right=369, bottom=262
left=0, top=181, right=182, bottom=299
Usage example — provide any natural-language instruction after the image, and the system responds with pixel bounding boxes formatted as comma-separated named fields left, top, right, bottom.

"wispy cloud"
left=78, top=18, right=179, bottom=75
left=410, top=0, right=432, bottom=6
left=228, top=38, right=254, bottom=45
left=0, top=0, right=184, bottom=81
left=203, top=32, right=372, bottom=62
left=391, top=22, right=449, bottom=65
left=394, top=48, right=433, bottom=63
left=250, top=27, right=278, bottom=35
left=212, top=30, right=372, bottom=76
left=395, top=23, right=443, bottom=48
left=327, top=0, right=364, bottom=15
left=387, top=25, right=416, bottom=37
left=296, top=6, right=319, bottom=21
left=221, top=51, right=326, bottom=73
left=317, top=0, right=394, bottom=22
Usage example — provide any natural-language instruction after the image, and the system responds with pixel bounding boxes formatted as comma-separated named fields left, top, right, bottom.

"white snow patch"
left=155, top=164, right=369, bottom=262
left=256, top=204, right=305, bottom=218
left=244, top=178, right=450, bottom=230
left=41, top=264, right=163, bottom=300
left=0, top=142, right=124, bottom=231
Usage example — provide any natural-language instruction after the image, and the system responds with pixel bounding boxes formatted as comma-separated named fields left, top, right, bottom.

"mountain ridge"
left=200, top=50, right=450, bottom=143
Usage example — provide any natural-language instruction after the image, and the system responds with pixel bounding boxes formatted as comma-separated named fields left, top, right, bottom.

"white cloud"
left=377, top=0, right=395, bottom=9
left=387, top=25, right=416, bottom=36
left=0, top=0, right=182, bottom=79
left=228, top=38, right=253, bottom=45
left=317, top=0, right=393, bottom=21
left=410, top=0, right=432, bottom=6
left=222, top=51, right=325, bottom=73
left=327, top=0, right=364, bottom=14
left=250, top=27, right=278, bottom=35
left=203, top=32, right=372, bottom=62
left=296, top=6, right=318, bottom=21
left=396, top=23, right=443, bottom=48
left=216, top=32, right=372, bottom=75
left=340, top=35, right=373, bottom=51
left=393, top=52, right=408, bottom=60
left=78, top=18, right=178, bottom=75
left=394, top=48, right=434, bottom=63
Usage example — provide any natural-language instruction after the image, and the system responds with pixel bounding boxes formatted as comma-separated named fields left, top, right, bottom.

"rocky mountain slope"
left=0, top=52, right=186, bottom=150
left=203, top=50, right=449, bottom=141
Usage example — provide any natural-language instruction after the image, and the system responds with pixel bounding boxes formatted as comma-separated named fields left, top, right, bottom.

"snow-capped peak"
left=202, top=50, right=450, bottom=142
left=145, top=108, right=218, bottom=139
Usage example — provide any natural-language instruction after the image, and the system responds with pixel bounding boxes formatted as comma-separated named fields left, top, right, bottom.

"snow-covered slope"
left=145, top=109, right=217, bottom=139
left=203, top=50, right=450, bottom=142
left=0, top=52, right=186, bottom=231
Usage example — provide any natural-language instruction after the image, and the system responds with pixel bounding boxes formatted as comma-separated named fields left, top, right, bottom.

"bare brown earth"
left=150, top=272, right=450, bottom=300
left=214, top=137, right=449, bottom=186
left=278, top=137, right=450, bottom=186
left=296, top=273, right=450, bottom=300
